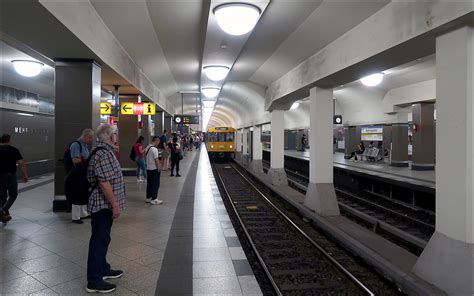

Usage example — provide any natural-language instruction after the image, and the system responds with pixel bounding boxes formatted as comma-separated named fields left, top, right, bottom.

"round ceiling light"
left=360, top=73, right=384, bottom=87
left=202, top=100, right=217, bottom=108
left=202, top=87, right=220, bottom=98
left=203, top=66, right=230, bottom=81
left=290, top=102, right=300, bottom=110
left=11, top=60, right=44, bottom=77
left=214, top=3, right=261, bottom=36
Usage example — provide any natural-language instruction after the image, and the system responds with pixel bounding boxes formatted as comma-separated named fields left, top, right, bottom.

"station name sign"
left=174, top=115, right=200, bottom=125
left=120, top=102, right=155, bottom=115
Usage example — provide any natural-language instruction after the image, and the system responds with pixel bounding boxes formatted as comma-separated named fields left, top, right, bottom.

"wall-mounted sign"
left=174, top=115, right=199, bottom=125
left=334, top=115, right=342, bottom=124
left=361, top=125, right=383, bottom=141
left=361, top=126, right=383, bottom=134
left=120, top=102, right=156, bottom=115
left=100, top=102, right=112, bottom=115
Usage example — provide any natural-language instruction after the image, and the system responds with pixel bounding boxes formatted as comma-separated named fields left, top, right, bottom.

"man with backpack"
left=86, top=123, right=126, bottom=294
left=66, top=129, right=94, bottom=224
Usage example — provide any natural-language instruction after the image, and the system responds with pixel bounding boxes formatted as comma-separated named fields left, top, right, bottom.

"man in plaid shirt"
left=86, top=124, right=126, bottom=294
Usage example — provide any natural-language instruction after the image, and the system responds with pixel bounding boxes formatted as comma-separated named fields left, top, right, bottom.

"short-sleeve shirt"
left=145, top=145, right=160, bottom=170
left=87, top=142, right=126, bottom=214
left=134, top=143, right=144, bottom=158
left=70, top=139, right=90, bottom=161
left=159, top=135, right=167, bottom=149
left=0, top=145, right=22, bottom=174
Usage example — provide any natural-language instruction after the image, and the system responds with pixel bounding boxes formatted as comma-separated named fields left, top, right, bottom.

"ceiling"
left=1, top=0, right=396, bottom=129
left=85, top=0, right=392, bottom=129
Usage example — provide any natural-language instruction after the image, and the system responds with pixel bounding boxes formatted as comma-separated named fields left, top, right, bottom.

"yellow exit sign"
left=100, top=102, right=112, bottom=115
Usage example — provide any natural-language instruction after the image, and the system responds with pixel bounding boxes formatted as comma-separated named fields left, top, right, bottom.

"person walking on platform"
left=69, top=129, right=94, bottom=224
left=145, top=136, right=163, bottom=205
left=301, top=134, right=307, bottom=152
left=159, top=129, right=169, bottom=171
left=169, top=136, right=182, bottom=177
left=0, top=134, right=29, bottom=224
left=86, top=124, right=126, bottom=294
left=133, top=136, right=147, bottom=182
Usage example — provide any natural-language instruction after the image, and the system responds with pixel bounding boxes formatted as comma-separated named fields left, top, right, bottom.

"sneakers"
left=102, top=269, right=124, bottom=280
left=1, top=210, right=12, bottom=224
left=150, top=199, right=163, bottom=205
left=72, top=219, right=84, bottom=224
left=170, top=173, right=174, bottom=177
left=145, top=198, right=151, bottom=203
left=86, top=281, right=116, bottom=293
left=176, top=174, right=181, bottom=177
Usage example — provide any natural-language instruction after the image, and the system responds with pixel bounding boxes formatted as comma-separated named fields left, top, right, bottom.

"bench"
left=359, top=147, right=380, bottom=161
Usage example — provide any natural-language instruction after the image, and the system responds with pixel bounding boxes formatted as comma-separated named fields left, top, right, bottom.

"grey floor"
left=0, top=147, right=262, bottom=295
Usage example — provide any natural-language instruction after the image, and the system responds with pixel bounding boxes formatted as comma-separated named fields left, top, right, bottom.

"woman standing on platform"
left=169, top=137, right=181, bottom=177
left=134, top=136, right=147, bottom=182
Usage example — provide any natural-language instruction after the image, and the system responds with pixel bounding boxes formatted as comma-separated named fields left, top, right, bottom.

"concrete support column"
left=119, top=97, right=139, bottom=169
left=141, top=114, right=152, bottom=145
left=411, top=103, right=435, bottom=170
left=53, top=60, right=101, bottom=210
left=304, top=87, right=340, bottom=216
left=391, top=112, right=409, bottom=167
left=235, top=129, right=242, bottom=160
left=250, top=125, right=264, bottom=173
left=154, top=111, right=164, bottom=137
left=414, top=26, right=474, bottom=295
left=242, top=128, right=249, bottom=163
left=344, top=126, right=361, bottom=159
left=164, top=116, right=172, bottom=134
left=267, top=110, right=287, bottom=186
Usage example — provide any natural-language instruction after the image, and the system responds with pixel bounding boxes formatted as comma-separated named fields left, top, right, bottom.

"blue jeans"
left=146, top=170, right=161, bottom=200
left=87, top=209, right=113, bottom=284
left=136, top=156, right=147, bottom=179
left=0, top=174, right=18, bottom=215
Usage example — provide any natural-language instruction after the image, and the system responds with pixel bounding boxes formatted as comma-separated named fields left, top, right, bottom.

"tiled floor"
left=1, top=146, right=262, bottom=295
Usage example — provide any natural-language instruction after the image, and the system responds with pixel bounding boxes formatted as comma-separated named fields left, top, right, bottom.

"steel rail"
left=214, top=166, right=283, bottom=296
left=230, top=164, right=375, bottom=296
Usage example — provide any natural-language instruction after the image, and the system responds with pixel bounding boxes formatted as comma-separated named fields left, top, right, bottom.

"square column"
left=413, top=26, right=474, bottom=295
left=119, top=97, right=139, bottom=169
left=235, top=129, right=242, bottom=160
left=250, top=125, right=264, bottom=173
left=53, top=60, right=101, bottom=210
left=391, top=112, right=409, bottom=167
left=242, top=128, right=249, bottom=163
left=164, top=115, right=172, bottom=134
left=304, top=87, right=340, bottom=216
left=411, top=103, right=435, bottom=170
left=267, top=110, right=287, bottom=186
left=154, top=111, right=164, bottom=136
left=141, top=113, right=152, bottom=145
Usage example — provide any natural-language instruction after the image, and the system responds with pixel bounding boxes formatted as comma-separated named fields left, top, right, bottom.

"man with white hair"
left=86, top=124, right=126, bottom=293
left=70, top=128, right=94, bottom=224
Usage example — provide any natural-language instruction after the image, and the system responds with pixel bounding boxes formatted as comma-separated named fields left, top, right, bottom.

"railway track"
left=213, top=163, right=402, bottom=296
left=261, top=160, right=434, bottom=255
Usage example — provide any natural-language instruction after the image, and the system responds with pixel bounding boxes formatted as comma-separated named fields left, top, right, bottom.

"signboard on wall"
left=174, top=115, right=200, bottom=125
left=120, top=102, right=155, bottom=115
left=361, top=126, right=383, bottom=141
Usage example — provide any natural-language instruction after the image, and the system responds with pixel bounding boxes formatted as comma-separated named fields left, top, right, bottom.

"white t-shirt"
left=145, top=145, right=159, bottom=170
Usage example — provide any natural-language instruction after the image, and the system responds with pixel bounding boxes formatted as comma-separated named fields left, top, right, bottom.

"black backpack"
left=130, top=145, right=136, bottom=161
left=64, top=141, right=82, bottom=174
left=64, top=147, right=106, bottom=206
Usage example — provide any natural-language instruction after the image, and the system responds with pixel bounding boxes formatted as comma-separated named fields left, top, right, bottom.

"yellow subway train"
left=207, top=127, right=236, bottom=159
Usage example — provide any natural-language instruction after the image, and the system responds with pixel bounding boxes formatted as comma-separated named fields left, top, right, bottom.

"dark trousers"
left=170, top=158, right=180, bottom=175
left=87, top=209, right=113, bottom=284
left=146, top=169, right=161, bottom=200
left=0, top=174, right=18, bottom=215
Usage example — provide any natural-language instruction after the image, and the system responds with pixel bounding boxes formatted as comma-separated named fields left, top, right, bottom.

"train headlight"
left=230, top=145, right=233, bottom=148
left=211, top=145, right=214, bottom=148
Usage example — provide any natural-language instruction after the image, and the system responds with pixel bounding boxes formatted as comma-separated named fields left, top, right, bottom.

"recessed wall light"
left=290, top=102, right=300, bottom=110
left=360, top=73, right=384, bottom=87
left=11, top=60, right=44, bottom=77
left=202, top=88, right=220, bottom=98
left=214, top=3, right=261, bottom=36
left=203, top=66, right=230, bottom=81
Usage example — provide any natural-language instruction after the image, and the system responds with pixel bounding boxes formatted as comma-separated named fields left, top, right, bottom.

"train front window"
left=209, top=132, right=234, bottom=142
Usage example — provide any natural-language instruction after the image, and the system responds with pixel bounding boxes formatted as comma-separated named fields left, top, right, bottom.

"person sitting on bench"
left=349, top=142, right=365, bottom=161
